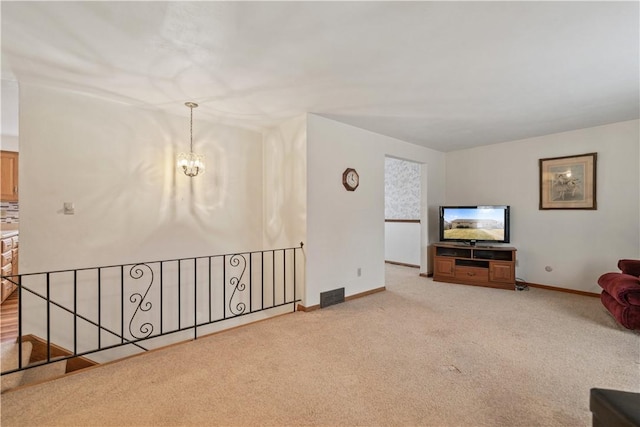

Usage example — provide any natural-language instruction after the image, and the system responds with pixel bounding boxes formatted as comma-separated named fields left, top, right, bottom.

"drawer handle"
left=467, top=272, right=475, bottom=276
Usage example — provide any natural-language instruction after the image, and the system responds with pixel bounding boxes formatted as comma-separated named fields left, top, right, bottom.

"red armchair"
left=598, top=259, right=640, bottom=330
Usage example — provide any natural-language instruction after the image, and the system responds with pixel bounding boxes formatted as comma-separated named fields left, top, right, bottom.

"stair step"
left=22, top=334, right=98, bottom=373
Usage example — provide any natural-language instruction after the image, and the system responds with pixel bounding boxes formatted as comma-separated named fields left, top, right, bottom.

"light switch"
left=63, top=202, right=75, bottom=215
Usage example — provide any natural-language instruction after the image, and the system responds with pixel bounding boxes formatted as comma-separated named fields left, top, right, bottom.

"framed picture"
left=539, top=152, right=597, bottom=210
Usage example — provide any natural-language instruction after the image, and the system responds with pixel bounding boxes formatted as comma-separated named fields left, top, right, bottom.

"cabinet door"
left=434, top=257, right=455, bottom=278
left=490, top=261, right=514, bottom=283
left=1, top=151, right=18, bottom=202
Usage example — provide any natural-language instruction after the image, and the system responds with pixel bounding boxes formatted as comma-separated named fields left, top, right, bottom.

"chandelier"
left=177, top=102, right=205, bottom=177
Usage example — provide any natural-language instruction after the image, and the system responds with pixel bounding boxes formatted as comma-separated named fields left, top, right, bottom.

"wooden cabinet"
left=1, top=151, right=19, bottom=202
left=489, top=261, right=514, bottom=283
left=434, top=257, right=455, bottom=278
left=1, top=233, right=18, bottom=303
left=432, top=243, right=516, bottom=290
left=11, top=235, right=18, bottom=280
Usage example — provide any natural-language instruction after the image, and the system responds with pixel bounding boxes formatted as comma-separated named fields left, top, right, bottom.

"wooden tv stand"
left=432, top=243, right=516, bottom=290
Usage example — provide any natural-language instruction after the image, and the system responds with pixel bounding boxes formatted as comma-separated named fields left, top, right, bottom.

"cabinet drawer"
left=1, top=263, right=12, bottom=276
left=11, top=236, right=18, bottom=248
left=1, top=250, right=12, bottom=267
left=2, top=279, right=15, bottom=301
left=1, top=238, right=13, bottom=252
left=455, top=266, right=489, bottom=283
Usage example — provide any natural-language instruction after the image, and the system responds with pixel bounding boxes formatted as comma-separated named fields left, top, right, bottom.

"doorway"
left=384, top=157, right=423, bottom=269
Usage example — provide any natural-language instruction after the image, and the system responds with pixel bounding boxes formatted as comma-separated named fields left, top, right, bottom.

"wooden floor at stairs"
left=1, top=290, right=98, bottom=392
left=0, top=290, right=18, bottom=344
left=1, top=290, right=97, bottom=382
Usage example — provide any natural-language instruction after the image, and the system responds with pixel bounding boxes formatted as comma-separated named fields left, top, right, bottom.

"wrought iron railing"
left=1, top=243, right=304, bottom=376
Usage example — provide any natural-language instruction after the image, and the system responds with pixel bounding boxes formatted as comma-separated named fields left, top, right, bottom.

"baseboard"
left=419, top=276, right=598, bottom=297
left=385, top=260, right=420, bottom=268
left=346, top=286, right=386, bottom=301
left=21, top=334, right=98, bottom=373
left=298, top=286, right=386, bottom=312
left=296, top=303, right=318, bottom=312
left=524, top=282, right=600, bottom=298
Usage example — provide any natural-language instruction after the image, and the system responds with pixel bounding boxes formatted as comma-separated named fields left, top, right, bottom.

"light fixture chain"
left=190, top=105, right=194, bottom=152
left=178, top=101, right=203, bottom=177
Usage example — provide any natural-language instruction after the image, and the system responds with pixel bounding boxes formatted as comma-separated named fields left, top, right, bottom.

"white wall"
left=384, top=222, right=421, bottom=266
left=1, top=80, right=19, bottom=137
left=262, top=115, right=308, bottom=304
left=1, top=80, right=19, bottom=151
left=0, top=135, right=18, bottom=152
left=19, top=84, right=265, bottom=273
left=445, top=119, right=640, bottom=293
left=306, top=114, right=445, bottom=307
left=262, top=115, right=307, bottom=250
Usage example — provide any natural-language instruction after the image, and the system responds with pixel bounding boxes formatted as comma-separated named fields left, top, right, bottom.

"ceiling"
left=2, top=1, right=638, bottom=152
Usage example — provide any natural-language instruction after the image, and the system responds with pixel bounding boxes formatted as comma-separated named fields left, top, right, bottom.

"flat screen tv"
left=439, top=205, right=510, bottom=246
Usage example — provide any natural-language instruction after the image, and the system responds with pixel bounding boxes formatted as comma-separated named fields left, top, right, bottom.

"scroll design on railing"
left=128, top=263, right=155, bottom=339
left=228, top=254, right=247, bottom=316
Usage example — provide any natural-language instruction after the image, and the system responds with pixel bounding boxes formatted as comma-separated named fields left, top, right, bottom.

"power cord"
left=515, top=277, right=529, bottom=291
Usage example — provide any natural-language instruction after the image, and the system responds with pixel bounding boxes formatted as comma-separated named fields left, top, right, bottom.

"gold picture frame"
left=539, top=152, right=597, bottom=210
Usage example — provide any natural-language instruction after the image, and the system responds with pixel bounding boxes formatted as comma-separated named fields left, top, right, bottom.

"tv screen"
left=439, top=205, right=510, bottom=245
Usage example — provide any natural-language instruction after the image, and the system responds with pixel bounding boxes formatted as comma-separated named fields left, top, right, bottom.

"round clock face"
left=342, top=168, right=359, bottom=191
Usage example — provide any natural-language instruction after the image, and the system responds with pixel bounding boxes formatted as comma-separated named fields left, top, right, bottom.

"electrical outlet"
left=357, top=268, right=361, bottom=277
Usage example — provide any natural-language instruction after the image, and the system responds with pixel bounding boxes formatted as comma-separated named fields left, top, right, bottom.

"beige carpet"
left=1, top=264, right=638, bottom=426
left=0, top=341, right=32, bottom=392
left=1, top=343, right=67, bottom=393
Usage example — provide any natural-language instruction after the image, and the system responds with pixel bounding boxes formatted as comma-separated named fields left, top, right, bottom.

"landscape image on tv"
left=442, top=207, right=505, bottom=241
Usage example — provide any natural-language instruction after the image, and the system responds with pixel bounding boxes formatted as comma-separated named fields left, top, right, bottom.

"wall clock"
left=342, top=168, right=359, bottom=191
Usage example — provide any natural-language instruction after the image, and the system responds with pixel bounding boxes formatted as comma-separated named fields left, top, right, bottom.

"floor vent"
left=320, top=287, right=345, bottom=308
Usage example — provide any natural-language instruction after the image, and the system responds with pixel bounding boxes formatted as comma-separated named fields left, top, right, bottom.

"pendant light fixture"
left=177, top=102, right=205, bottom=177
